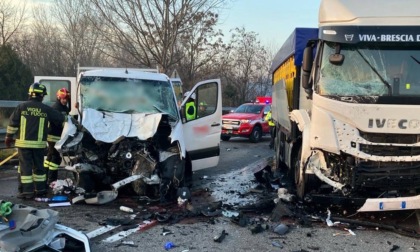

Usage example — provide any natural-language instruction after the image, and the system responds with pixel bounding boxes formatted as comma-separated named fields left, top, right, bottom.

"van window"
left=38, top=80, right=71, bottom=106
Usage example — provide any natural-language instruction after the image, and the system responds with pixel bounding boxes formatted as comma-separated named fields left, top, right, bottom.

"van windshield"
left=80, top=76, right=178, bottom=119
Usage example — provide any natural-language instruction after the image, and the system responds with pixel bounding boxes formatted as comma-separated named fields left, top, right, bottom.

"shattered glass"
left=318, top=42, right=420, bottom=97
left=80, top=76, right=178, bottom=119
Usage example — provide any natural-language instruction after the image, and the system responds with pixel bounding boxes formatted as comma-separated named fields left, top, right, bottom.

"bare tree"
left=177, top=11, right=226, bottom=88
left=0, top=0, right=27, bottom=45
left=221, top=27, right=271, bottom=105
left=87, top=0, right=227, bottom=74
left=52, top=0, right=106, bottom=73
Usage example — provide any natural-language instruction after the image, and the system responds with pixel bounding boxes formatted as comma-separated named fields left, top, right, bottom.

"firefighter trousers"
left=18, top=148, right=47, bottom=195
left=44, top=141, right=60, bottom=184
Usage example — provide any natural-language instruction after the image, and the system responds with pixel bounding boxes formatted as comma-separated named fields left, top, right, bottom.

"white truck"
left=271, top=0, right=420, bottom=211
left=35, top=67, right=222, bottom=204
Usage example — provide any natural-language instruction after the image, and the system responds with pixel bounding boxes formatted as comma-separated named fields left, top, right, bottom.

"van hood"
left=82, top=108, right=162, bottom=143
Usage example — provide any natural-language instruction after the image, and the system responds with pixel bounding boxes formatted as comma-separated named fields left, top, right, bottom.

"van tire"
left=221, top=135, right=231, bottom=141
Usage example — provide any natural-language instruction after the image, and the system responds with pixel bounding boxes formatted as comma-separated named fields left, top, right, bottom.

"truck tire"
left=294, top=148, right=320, bottom=199
left=221, top=135, right=231, bottom=141
left=249, top=126, right=262, bottom=143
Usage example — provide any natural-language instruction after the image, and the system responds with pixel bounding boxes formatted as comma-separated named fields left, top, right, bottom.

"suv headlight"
left=240, top=119, right=251, bottom=124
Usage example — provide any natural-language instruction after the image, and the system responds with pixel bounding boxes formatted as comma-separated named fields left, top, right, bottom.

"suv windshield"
left=80, top=76, right=178, bottom=119
left=234, top=104, right=264, bottom=114
left=318, top=42, right=420, bottom=97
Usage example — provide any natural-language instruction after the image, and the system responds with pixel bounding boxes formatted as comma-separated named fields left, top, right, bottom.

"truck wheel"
left=294, top=148, right=320, bottom=199
left=249, top=126, right=262, bottom=143
left=221, top=135, right=231, bottom=141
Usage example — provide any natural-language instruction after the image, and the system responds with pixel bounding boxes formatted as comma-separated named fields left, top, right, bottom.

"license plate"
left=224, top=125, right=233, bottom=130
left=228, top=130, right=232, bottom=134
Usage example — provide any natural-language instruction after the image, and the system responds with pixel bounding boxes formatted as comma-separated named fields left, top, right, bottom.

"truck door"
left=181, top=79, right=222, bottom=170
left=34, top=76, right=77, bottom=116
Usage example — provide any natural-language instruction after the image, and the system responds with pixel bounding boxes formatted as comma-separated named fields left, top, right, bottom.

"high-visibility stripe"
left=20, top=116, right=26, bottom=140
left=15, top=139, right=46, bottom=148
left=33, top=174, right=46, bottom=182
left=38, top=118, right=45, bottom=141
left=6, top=126, right=18, bottom=134
left=17, top=166, right=20, bottom=173
left=21, top=175, right=33, bottom=184
left=44, top=160, right=50, bottom=168
left=47, top=134, right=61, bottom=142
left=48, top=162, right=60, bottom=171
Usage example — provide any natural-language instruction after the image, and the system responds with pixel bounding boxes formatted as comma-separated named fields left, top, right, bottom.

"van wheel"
left=249, top=126, right=262, bottom=143
left=221, top=135, right=231, bottom=141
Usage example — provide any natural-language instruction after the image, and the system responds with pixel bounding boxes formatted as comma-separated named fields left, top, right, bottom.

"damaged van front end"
left=56, top=70, right=186, bottom=204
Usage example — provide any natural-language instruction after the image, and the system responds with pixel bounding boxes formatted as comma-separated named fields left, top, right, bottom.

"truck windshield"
left=318, top=42, right=420, bottom=97
left=79, top=76, right=178, bottom=119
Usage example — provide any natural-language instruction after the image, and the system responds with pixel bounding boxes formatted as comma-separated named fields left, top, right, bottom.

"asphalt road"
left=1, top=136, right=420, bottom=252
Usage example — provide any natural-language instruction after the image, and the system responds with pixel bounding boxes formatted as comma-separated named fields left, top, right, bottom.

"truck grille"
left=355, top=161, right=420, bottom=191
left=359, top=131, right=420, bottom=156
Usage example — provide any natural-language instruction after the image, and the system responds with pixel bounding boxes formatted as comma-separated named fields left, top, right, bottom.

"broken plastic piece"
left=8, top=220, right=15, bottom=230
left=164, top=241, right=175, bottom=250
left=213, top=230, right=228, bottom=243
left=273, top=224, right=289, bottom=235
left=120, top=206, right=134, bottom=213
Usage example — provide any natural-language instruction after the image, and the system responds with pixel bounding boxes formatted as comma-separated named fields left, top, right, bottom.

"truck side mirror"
left=302, top=46, right=313, bottom=90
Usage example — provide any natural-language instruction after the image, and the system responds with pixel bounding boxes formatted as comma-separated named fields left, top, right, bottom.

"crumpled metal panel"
left=81, top=108, right=162, bottom=143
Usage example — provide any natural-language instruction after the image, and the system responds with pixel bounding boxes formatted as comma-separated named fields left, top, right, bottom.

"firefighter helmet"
left=28, top=82, right=47, bottom=97
left=56, top=88, right=70, bottom=99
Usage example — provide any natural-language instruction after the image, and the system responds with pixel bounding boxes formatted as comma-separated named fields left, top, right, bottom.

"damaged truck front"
left=271, top=0, right=420, bottom=211
left=36, top=68, right=222, bottom=204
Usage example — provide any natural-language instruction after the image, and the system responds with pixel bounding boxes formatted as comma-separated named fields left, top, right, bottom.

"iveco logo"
left=344, top=34, right=354, bottom=41
left=368, top=118, right=420, bottom=129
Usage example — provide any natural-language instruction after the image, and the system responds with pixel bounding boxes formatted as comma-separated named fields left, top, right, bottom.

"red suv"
left=221, top=102, right=271, bottom=143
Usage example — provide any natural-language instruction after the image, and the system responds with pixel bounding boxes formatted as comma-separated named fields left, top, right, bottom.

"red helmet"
left=56, top=88, right=70, bottom=99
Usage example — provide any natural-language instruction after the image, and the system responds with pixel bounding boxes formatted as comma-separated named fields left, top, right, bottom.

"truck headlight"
left=240, top=119, right=251, bottom=124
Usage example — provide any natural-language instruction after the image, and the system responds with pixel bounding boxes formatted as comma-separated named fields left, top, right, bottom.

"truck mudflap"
left=358, top=195, right=420, bottom=212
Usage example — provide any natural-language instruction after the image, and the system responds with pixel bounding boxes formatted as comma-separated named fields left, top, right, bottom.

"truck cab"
left=221, top=97, right=271, bottom=143
left=272, top=0, right=420, bottom=211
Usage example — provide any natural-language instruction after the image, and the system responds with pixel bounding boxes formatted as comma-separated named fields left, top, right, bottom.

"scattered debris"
left=272, top=241, right=283, bottom=248
left=213, top=230, right=228, bottom=243
left=120, top=206, right=134, bottom=213
left=273, top=224, right=289, bottom=235
left=164, top=241, right=176, bottom=250
left=0, top=201, right=90, bottom=251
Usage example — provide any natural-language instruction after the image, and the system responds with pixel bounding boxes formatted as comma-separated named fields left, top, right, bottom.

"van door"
left=181, top=79, right=222, bottom=170
left=34, top=76, right=77, bottom=116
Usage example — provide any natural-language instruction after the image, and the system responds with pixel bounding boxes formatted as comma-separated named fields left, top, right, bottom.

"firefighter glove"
left=4, top=136, right=14, bottom=148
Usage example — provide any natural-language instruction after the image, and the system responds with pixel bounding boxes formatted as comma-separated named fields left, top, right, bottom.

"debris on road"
left=213, top=230, right=228, bottom=242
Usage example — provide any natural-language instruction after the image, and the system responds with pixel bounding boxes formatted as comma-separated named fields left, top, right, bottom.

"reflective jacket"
left=6, top=99, right=66, bottom=148
left=47, top=99, right=70, bottom=142
left=265, top=111, right=275, bottom=127
left=186, top=101, right=196, bottom=121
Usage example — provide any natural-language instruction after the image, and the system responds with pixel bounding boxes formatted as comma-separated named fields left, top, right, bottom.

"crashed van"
left=35, top=68, right=222, bottom=204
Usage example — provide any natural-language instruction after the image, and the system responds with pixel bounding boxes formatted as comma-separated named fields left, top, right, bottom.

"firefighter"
left=44, top=88, right=70, bottom=186
left=198, top=101, right=208, bottom=117
left=265, top=109, right=275, bottom=149
left=5, top=83, right=66, bottom=199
